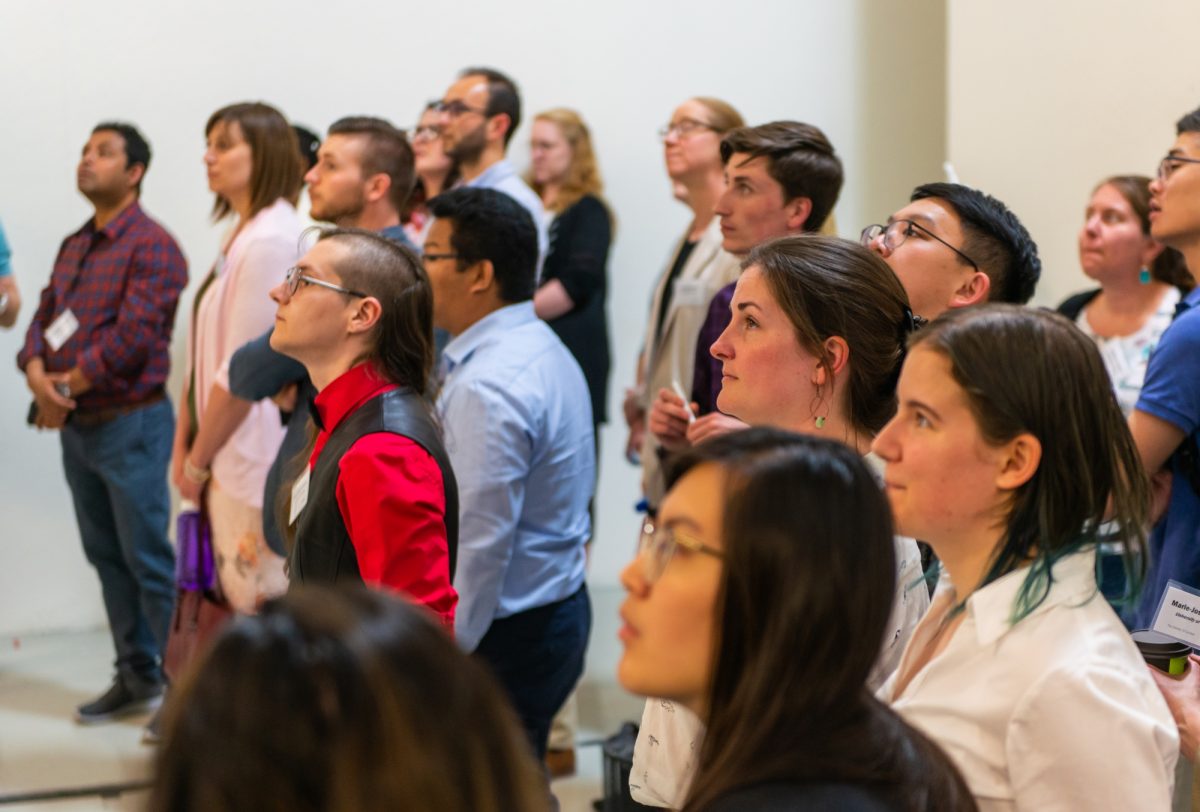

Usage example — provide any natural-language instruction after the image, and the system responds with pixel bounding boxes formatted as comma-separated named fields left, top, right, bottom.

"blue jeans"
left=474, top=585, right=591, bottom=759
left=60, top=398, right=176, bottom=688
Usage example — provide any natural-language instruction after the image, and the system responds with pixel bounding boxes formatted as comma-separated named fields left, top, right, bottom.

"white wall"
left=0, top=0, right=946, bottom=635
left=947, top=0, right=1200, bottom=309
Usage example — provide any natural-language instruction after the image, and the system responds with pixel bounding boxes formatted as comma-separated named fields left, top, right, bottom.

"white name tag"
left=289, top=467, right=311, bottom=526
left=45, top=309, right=79, bottom=352
left=1151, top=580, right=1200, bottom=648
left=671, top=279, right=713, bottom=309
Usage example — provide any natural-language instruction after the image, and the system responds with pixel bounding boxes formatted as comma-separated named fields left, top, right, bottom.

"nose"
left=303, top=165, right=318, bottom=187
left=714, top=187, right=733, bottom=217
left=619, top=555, right=649, bottom=597
left=269, top=280, right=288, bottom=305
left=870, top=415, right=900, bottom=462
left=710, top=322, right=734, bottom=361
left=1149, top=175, right=1164, bottom=196
left=868, top=231, right=890, bottom=257
left=1082, top=213, right=1101, bottom=237
left=203, top=147, right=216, bottom=166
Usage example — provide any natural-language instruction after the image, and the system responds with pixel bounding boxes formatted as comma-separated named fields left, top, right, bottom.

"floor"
left=0, top=585, right=644, bottom=811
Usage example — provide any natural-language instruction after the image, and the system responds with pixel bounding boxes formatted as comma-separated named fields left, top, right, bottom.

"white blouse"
left=880, top=551, right=1178, bottom=811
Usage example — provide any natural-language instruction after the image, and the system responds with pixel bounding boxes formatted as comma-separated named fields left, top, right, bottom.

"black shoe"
left=74, top=678, right=163, bottom=725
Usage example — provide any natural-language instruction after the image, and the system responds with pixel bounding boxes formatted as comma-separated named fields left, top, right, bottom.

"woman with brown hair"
left=619, top=428, right=974, bottom=811
left=1058, top=175, right=1192, bottom=415
left=624, top=97, right=744, bottom=506
left=172, top=101, right=305, bottom=614
left=149, top=586, right=548, bottom=812
left=527, top=108, right=614, bottom=445
left=402, top=101, right=461, bottom=247
left=874, top=305, right=1178, bottom=809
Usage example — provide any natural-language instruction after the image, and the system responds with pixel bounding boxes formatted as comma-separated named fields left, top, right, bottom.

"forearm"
left=188, top=382, right=253, bottom=468
left=533, top=279, right=575, bottom=320
left=0, top=276, right=20, bottom=328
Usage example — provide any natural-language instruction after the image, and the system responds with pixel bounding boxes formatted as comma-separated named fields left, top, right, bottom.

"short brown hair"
left=328, top=116, right=416, bottom=217
left=721, top=121, right=843, bottom=233
left=690, top=96, right=745, bottom=134
left=206, top=102, right=303, bottom=221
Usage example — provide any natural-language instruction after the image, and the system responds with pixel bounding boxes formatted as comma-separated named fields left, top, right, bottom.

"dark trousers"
left=60, top=399, right=176, bottom=688
left=474, top=584, right=591, bottom=759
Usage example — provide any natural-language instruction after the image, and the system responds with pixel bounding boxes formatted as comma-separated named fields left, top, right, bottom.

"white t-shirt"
left=880, top=551, right=1178, bottom=811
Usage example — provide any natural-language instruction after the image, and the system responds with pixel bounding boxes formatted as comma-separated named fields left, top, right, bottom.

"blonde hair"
left=527, top=108, right=610, bottom=218
left=691, top=96, right=745, bottom=134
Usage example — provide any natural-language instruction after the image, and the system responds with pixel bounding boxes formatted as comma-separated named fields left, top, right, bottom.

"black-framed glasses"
left=433, top=99, right=489, bottom=118
left=284, top=266, right=368, bottom=299
left=658, top=118, right=719, bottom=140
left=1157, top=154, right=1200, bottom=181
left=412, top=124, right=441, bottom=142
left=637, top=517, right=723, bottom=584
left=860, top=220, right=979, bottom=271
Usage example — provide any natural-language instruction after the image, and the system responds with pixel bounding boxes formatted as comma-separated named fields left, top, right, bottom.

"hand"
left=177, top=455, right=209, bottom=503
left=271, top=382, right=298, bottom=413
left=622, top=386, right=645, bottom=429
left=686, top=412, right=749, bottom=445
left=648, top=387, right=696, bottom=452
left=1150, top=468, right=1173, bottom=525
left=1149, top=654, right=1200, bottom=760
left=27, top=367, right=75, bottom=430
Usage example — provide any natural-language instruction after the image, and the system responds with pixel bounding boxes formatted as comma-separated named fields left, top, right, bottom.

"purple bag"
left=175, top=502, right=215, bottom=591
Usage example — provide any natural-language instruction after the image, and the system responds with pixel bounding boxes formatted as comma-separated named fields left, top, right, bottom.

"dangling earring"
left=1139, top=267, right=1152, bottom=285
left=814, top=415, right=827, bottom=429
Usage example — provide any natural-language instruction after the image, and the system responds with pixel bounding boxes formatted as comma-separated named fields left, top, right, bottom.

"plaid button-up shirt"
left=18, top=201, right=188, bottom=412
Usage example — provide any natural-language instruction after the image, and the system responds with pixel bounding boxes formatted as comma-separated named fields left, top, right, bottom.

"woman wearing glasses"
left=619, top=429, right=974, bottom=811
left=402, top=102, right=461, bottom=248
left=624, top=97, right=744, bottom=507
left=630, top=236, right=930, bottom=807
left=173, top=102, right=305, bottom=614
left=267, top=228, right=457, bottom=626
left=874, top=305, right=1177, bottom=809
left=1057, top=175, right=1190, bottom=417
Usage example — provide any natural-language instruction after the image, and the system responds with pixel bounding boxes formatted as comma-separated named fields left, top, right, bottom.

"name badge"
left=45, top=309, right=79, bottom=352
left=289, top=467, right=311, bottom=526
left=671, top=279, right=712, bottom=309
left=1151, top=580, right=1200, bottom=648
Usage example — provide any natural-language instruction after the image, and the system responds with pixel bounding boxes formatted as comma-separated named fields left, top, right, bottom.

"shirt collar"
left=958, top=549, right=1099, bottom=646
left=82, top=200, right=143, bottom=242
left=466, top=159, right=516, bottom=189
left=312, top=362, right=394, bottom=434
left=1177, top=285, right=1200, bottom=317
left=442, top=301, right=537, bottom=374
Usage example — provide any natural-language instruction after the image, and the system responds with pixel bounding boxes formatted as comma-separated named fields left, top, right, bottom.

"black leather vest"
left=288, top=387, right=458, bottom=587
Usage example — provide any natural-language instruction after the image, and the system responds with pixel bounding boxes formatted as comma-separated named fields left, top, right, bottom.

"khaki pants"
left=209, top=478, right=288, bottom=614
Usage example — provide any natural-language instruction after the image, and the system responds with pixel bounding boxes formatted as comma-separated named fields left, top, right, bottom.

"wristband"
left=183, top=457, right=211, bottom=484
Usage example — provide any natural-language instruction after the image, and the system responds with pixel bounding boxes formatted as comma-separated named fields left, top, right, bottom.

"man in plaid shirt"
left=17, top=122, right=187, bottom=724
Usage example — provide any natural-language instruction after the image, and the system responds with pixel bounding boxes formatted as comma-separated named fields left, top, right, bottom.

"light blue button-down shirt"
left=438, top=301, right=595, bottom=651
left=465, top=159, right=549, bottom=268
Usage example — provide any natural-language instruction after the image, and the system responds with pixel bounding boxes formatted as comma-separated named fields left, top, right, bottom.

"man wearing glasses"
left=1128, top=107, right=1200, bottom=630
left=862, top=182, right=1042, bottom=320
left=435, top=67, right=548, bottom=263
left=267, top=229, right=458, bottom=626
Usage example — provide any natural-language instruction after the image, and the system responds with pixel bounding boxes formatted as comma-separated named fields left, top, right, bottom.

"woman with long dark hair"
left=268, top=228, right=456, bottom=625
left=150, top=586, right=547, bottom=812
left=619, top=428, right=974, bottom=811
left=874, top=305, right=1178, bottom=809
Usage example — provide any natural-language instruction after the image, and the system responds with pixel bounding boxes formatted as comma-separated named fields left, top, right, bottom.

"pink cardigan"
left=189, top=199, right=303, bottom=507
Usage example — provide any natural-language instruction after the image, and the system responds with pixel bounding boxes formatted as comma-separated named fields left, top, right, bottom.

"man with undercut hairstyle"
left=436, top=66, right=548, bottom=261
left=18, top=121, right=187, bottom=724
left=862, top=181, right=1042, bottom=321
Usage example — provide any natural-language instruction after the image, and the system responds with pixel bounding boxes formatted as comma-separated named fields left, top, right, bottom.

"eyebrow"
left=903, top=398, right=943, bottom=421
left=888, top=212, right=938, bottom=227
left=735, top=301, right=763, bottom=314
left=662, top=515, right=705, bottom=534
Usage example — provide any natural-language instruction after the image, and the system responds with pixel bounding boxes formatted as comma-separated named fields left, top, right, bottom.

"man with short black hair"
left=18, top=122, right=187, bottom=723
left=425, top=187, right=593, bottom=760
left=863, top=182, right=1041, bottom=320
left=436, top=67, right=548, bottom=260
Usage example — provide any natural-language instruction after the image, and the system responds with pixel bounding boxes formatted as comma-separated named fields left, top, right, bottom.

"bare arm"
left=0, top=275, right=20, bottom=328
left=533, top=279, right=575, bottom=320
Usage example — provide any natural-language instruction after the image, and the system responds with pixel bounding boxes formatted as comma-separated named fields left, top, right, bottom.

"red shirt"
left=311, top=363, right=457, bottom=628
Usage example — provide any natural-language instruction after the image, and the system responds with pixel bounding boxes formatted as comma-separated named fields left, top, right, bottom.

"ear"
left=346, top=296, right=384, bottom=336
left=363, top=173, right=392, bottom=206
left=126, top=162, right=146, bottom=191
left=786, top=196, right=814, bottom=232
left=950, top=271, right=991, bottom=308
left=811, top=335, right=850, bottom=386
left=994, top=432, right=1041, bottom=492
left=465, top=258, right=496, bottom=296
left=486, top=113, right=512, bottom=145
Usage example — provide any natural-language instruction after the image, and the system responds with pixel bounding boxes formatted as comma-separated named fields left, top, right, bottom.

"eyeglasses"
left=658, top=118, right=719, bottom=140
left=636, top=517, right=722, bottom=584
left=422, top=252, right=460, bottom=264
left=284, top=266, right=367, bottom=299
left=433, top=99, right=489, bottom=118
left=860, top=220, right=979, bottom=271
left=1157, top=154, right=1200, bottom=181
left=412, top=125, right=441, bottom=142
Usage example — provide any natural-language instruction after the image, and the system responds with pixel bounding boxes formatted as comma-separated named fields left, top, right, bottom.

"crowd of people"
left=10, top=63, right=1200, bottom=810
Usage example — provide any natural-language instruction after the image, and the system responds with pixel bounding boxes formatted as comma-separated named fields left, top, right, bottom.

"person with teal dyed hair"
left=873, top=304, right=1178, bottom=810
